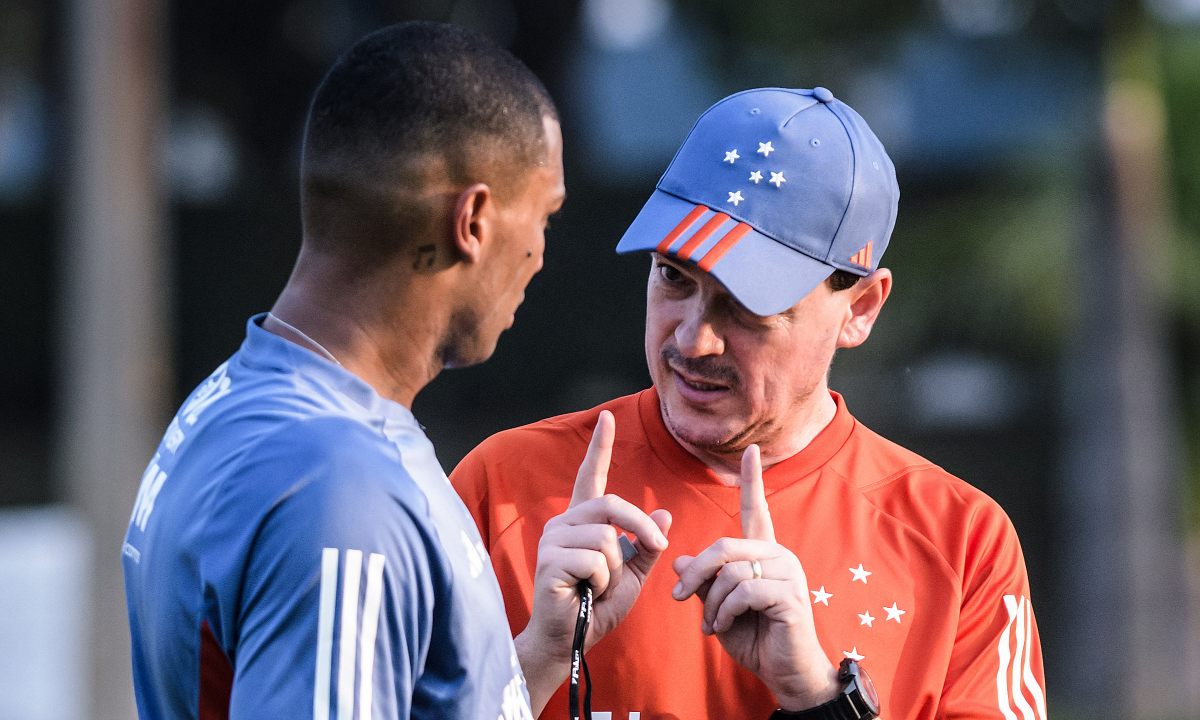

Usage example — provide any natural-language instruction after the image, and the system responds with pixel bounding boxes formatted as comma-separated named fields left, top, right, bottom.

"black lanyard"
left=568, top=535, right=636, bottom=720
left=568, top=582, right=593, bottom=720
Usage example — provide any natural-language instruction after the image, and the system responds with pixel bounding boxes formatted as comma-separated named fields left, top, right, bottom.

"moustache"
left=660, top=345, right=739, bottom=387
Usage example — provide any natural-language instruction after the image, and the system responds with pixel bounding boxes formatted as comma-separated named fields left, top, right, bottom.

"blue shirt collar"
left=237, top=313, right=417, bottom=426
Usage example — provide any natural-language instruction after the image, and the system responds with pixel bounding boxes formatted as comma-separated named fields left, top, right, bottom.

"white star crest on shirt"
left=728, top=190, right=744, bottom=206
left=811, top=586, right=832, bottom=605
left=769, top=171, right=786, bottom=188
left=858, top=611, right=875, bottom=627
left=749, top=170, right=763, bottom=184
left=844, top=647, right=865, bottom=661
left=885, top=602, right=906, bottom=623
left=757, top=141, right=774, bottom=157
left=850, top=564, right=872, bottom=583
left=724, top=149, right=740, bottom=163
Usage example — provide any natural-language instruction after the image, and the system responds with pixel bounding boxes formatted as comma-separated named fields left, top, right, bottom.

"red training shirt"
left=451, top=389, right=1046, bottom=720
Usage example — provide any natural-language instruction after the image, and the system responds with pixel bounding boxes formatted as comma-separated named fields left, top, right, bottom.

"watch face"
left=841, top=659, right=881, bottom=714
left=857, top=665, right=880, bottom=710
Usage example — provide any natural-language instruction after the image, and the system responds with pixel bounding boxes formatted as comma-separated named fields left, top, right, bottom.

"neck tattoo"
left=266, top=312, right=343, bottom=367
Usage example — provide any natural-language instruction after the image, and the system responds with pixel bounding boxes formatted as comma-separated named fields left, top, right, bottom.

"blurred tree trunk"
left=1058, top=31, right=1192, bottom=719
left=60, top=0, right=171, bottom=717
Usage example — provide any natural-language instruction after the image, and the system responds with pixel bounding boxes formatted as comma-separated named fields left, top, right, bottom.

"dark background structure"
left=1, top=0, right=1199, bottom=718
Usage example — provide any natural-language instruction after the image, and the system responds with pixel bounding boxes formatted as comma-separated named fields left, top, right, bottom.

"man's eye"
left=660, top=264, right=682, bottom=283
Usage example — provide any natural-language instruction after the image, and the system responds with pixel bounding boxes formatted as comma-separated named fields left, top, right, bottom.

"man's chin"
left=441, top=333, right=499, bottom=370
left=658, top=391, right=747, bottom=452
left=441, top=309, right=505, bottom=369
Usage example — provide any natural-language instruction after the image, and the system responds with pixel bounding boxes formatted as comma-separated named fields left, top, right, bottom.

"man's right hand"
left=515, top=410, right=672, bottom=718
left=670, top=445, right=838, bottom=713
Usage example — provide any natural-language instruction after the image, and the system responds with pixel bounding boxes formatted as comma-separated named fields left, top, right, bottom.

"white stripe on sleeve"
left=996, top=595, right=1020, bottom=720
left=358, top=553, right=386, bottom=720
left=1011, top=597, right=1035, bottom=720
left=337, top=550, right=363, bottom=720
left=314, top=548, right=339, bottom=720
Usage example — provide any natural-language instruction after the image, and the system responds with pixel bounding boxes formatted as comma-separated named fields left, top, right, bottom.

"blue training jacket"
left=122, top=314, right=531, bottom=720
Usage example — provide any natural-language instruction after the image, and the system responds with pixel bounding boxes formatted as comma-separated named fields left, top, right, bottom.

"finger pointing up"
left=740, top=444, right=775, bottom=542
left=570, top=410, right=616, bottom=508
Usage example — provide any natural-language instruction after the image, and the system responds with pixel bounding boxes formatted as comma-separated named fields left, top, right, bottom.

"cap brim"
left=616, top=190, right=835, bottom=316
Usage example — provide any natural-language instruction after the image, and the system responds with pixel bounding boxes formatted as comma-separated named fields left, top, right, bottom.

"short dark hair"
left=301, top=21, right=557, bottom=257
left=827, top=269, right=861, bottom=291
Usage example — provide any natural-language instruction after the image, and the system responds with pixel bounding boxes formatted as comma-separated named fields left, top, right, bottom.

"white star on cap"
left=728, top=190, right=744, bottom=206
left=844, top=647, right=865, bottom=661
left=724, top=149, right=740, bottom=163
left=811, top=587, right=832, bottom=605
left=770, top=171, right=786, bottom=187
left=858, top=611, right=875, bottom=627
left=850, top=564, right=872, bottom=584
left=757, top=141, right=774, bottom=157
left=749, top=170, right=763, bottom=184
left=885, top=603, right=906, bottom=623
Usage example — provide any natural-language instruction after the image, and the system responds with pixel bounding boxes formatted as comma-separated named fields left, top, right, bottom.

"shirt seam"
left=828, top=463, right=966, bottom=586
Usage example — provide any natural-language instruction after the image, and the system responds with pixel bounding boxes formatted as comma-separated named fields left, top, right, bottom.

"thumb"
left=624, top=508, right=672, bottom=579
left=570, top=410, right=615, bottom=508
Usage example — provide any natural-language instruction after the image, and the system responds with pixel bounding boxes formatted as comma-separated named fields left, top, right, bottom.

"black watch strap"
left=767, top=659, right=879, bottom=720
left=768, top=695, right=861, bottom=720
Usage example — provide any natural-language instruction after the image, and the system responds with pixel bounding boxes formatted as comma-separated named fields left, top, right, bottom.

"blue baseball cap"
left=616, top=87, right=899, bottom=316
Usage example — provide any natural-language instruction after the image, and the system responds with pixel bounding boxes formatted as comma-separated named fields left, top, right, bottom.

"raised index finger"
left=570, top=410, right=615, bottom=508
left=740, top=444, right=775, bottom=542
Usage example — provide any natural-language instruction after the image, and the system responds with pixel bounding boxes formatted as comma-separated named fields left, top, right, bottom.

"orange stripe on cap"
left=697, top=223, right=752, bottom=272
left=850, top=241, right=873, bottom=267
left=655, top=205, right=709, bottom=254
left=676, top=212, right=731, bottom=261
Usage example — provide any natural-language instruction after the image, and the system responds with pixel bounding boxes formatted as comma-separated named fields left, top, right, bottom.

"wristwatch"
left=769, top=658, right=880, bottom=720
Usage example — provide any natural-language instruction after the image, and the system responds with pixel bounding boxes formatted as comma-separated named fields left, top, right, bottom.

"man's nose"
left=674, top=303, right=724, bottom=358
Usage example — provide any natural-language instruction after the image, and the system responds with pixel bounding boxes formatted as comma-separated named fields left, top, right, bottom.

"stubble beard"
left=656, top=344, right=753, bottom=456
left=659, top=397, right=757, bottom=457
left=439, top=305, right=487, bottom=370
left=656, top=345, right=821, bottom=458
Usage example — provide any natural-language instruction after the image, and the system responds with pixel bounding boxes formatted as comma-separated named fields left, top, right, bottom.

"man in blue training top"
left=122, top=22, right=672, bottom=720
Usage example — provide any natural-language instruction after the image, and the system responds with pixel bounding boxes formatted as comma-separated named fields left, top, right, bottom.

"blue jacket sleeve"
left=216, top=420, right=445, bottom=720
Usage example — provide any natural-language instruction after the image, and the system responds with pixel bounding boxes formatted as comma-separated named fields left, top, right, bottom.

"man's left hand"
left=670, top=445, right=840, bottom=712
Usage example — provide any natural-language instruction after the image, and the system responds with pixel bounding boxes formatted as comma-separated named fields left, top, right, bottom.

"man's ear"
left=452, top=183, right=492, bottom=264
left=836, top=268, right=892, bottom=349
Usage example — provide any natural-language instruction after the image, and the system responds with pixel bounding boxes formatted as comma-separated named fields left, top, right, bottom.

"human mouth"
left=669, top=364, right=731, bottom=403
left=504, top=292, right=526, bottom=329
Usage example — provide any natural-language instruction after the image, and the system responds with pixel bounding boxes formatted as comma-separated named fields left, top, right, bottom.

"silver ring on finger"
left=750, top=559, right=762, bottom=580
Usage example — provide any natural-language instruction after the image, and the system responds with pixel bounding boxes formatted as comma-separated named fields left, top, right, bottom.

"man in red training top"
left=452, top=87, right=1046, bottom=720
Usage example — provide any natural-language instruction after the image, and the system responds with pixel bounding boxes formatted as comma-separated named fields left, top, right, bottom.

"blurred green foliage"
left=1158, top=28, right=1200, bottom=529
left=873, top=173, right=1080, bottom=365
left=1161, top=31, right=1200, bottom=247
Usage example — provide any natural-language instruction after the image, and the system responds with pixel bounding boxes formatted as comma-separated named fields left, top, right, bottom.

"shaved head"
left=300, top=21, right=558, bottom=261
